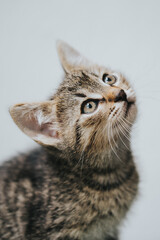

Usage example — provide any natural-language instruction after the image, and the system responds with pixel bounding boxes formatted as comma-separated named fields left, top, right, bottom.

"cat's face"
left=54, top=67, right=137, bottom=157
left=10, top=41, right=137, bottom=163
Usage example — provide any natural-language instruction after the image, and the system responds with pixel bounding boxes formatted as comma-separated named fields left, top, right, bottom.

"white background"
left=0, top=1, right=160, bottom=239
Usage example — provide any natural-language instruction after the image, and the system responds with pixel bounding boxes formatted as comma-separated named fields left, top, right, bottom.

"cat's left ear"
left=57, top=40, right=92, bottom=73
left=9, top=101, right=62, bottom=148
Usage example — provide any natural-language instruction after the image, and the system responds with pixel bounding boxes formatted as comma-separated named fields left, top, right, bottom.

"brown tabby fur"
left=0, top=41, right=139, bottom=240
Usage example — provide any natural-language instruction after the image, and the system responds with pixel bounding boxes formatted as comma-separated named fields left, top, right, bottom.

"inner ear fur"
left=9, top=101, right=61, bottom=146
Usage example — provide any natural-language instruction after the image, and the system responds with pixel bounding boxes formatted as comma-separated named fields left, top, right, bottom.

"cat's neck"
left=45, top=146, right=135, bottom=193
left=45, top=139, right=132, bottom=174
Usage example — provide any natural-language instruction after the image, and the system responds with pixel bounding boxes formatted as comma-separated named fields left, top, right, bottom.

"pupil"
left=87, top=103, right=92, bottom=108
left=107, top=77, right=112, bottom=82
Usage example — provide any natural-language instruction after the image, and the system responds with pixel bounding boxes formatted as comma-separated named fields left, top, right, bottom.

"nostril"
left=115, top=89, right=127, bottom=102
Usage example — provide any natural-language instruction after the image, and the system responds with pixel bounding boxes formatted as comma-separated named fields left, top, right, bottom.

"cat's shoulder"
left=0, top=148, right=46, bottom=182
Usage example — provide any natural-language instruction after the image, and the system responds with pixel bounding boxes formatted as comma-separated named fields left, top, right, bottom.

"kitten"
left=0, top=41, right=139, bottom=240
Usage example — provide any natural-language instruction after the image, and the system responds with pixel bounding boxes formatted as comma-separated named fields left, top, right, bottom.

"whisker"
left=116, top=120, right=130, bottom=151
left=123, top=118, right=134, bottom=126
left=120, top=118, right=131, bottom=134
left=111, top=121, right=118, bottom=149
left=121, top=113, right=133, bottom=126
left=108, top=121, right=122, bottom=162
left=118, top=121, right=131, bottom=143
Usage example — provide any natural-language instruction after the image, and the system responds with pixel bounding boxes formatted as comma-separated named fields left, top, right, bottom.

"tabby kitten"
left=0, top=41, right=139, bottom=240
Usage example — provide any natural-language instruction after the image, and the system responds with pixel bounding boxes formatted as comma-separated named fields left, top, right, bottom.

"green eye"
left=81, top=100, right=99, bottom=114
left=102, top=74, right=117, bottom=85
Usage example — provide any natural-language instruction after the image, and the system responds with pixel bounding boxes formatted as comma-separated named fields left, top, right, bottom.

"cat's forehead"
left=56, top=66, right=130, bottom=98
left=56, top=71, right=102, bottom=97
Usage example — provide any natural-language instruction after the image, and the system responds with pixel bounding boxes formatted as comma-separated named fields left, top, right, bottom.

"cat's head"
left=10, top=41, right=137, bottom=165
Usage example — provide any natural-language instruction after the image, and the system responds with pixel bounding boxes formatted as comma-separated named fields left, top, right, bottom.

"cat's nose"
left=115, top=89, right=127, bottom=102
left=106, top=88, right=127, bottom=102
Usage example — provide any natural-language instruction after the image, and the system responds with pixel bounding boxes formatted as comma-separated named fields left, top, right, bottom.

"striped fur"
left=0, top=41, right=139, bottom=240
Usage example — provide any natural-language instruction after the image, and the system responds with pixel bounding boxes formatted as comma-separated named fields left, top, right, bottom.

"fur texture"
left=0, top=41, right=139, bottom=240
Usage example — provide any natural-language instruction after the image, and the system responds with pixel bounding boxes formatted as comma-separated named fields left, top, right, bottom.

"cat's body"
left=0, top=148, right=138, bottom=240
left=0, top=41, right=139, bottom=240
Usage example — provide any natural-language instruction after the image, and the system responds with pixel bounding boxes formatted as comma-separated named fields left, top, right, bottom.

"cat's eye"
left=81, top=100, right=99, bottom=114
left=102, top=74, right=117, bottom=85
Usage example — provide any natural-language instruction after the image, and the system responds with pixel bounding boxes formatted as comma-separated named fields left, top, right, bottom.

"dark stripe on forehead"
left=74, top=93, right=87, bottom=98
left=81, top=71, right=90, bottom=80
left=82, top=71, right=99, bottom=78
left=84, top=166, right=135, bottom=191
left=90, top=72, right=99, bottom=78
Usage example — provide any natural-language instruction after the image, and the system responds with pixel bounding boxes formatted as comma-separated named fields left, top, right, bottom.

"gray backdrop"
left=1, top=0, right=160, bottom=239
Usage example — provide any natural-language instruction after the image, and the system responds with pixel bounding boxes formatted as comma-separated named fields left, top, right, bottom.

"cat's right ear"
left=57, top=40, right=92, bottom=73
left=9, top=101, right=62, bottom=148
